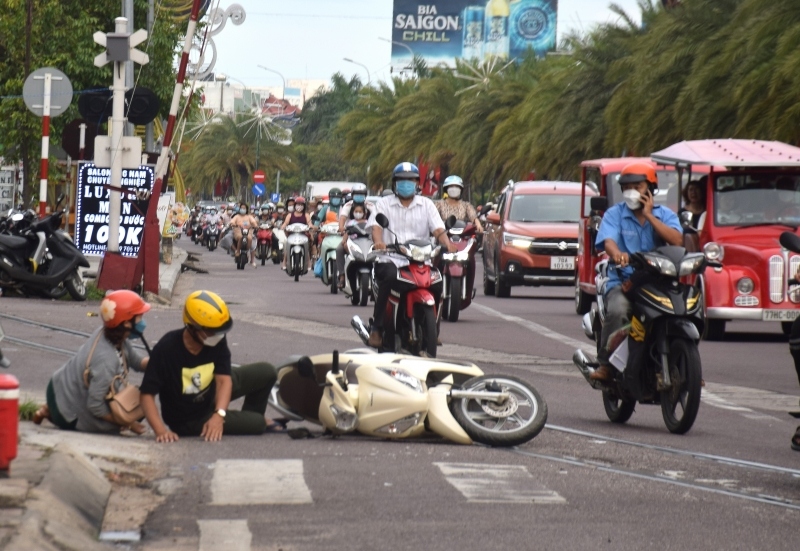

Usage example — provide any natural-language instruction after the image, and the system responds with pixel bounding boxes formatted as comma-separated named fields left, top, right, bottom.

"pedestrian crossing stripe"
left=435, top=462, right=566, bottom=504
left=210, top=459, right=313, bottom=505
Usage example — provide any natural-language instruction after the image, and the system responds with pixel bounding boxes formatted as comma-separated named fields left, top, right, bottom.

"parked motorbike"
left=234, top=228, right=250, bottom=270
left=0, top=195, right=89, bottom=301
left=206, top=222, right=221, bottom=252
left=440, top=219, right=478, bottom=322
left=269, top=349, right=548, bottom=447
left=319, top=222, right=343, bottom=294
left=342, top=221, right=377, bottom=307
left=573, top=245, right=715, bottom=434
left=0, top=320, right=9, bottom=368
left=285, top=223, right=310, bottom=282
left=351, top=213, right=442, bottom=358
left=256, top=221, right=273, bottom=266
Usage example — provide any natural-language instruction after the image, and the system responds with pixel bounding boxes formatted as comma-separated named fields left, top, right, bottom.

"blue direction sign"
left=252, top=183, right=265, bottom=197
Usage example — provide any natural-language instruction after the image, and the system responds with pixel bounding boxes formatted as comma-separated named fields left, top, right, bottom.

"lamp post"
left=379, top=37, right=415, bottom=77
left=343, top=58, right=370, bottom=85
left=257, top=65, right=285, bottom=100
left=214, top=72, right=226, bottom=113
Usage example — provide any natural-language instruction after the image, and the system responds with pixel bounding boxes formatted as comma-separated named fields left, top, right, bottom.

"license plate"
left=550, top=256, right=575, bottom=271
left=762, top=309, right=800, bottom=321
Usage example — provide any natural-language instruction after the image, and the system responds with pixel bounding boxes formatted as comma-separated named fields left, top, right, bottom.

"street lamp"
left=379, top=37, right=415, bottom=77
left=257, top=65, right=285, bottom=100
left=343, top=58, right=370, bottom=85
left=214, top=72, right=227, bottom=112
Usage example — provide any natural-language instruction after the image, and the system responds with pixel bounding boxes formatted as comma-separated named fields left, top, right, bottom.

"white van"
left=305, top=181, right=363, bottom=199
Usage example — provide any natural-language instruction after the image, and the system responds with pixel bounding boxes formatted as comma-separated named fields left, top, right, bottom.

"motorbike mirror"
left=331, top=350, right=340, bottom=374
left=445, top=215, right=457, bottom=230
left=297, top=356, right=315, bottom=379
left=375, top=213, right=390, bottom=229
left=779, top=231, right=800, bottom=253
left=590, top=196, right=608, bottom=212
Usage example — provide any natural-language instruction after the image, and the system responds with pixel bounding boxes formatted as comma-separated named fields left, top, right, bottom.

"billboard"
left=75, top=163, right=154, bottom=257
left=391, top=1, right=558, bottom=71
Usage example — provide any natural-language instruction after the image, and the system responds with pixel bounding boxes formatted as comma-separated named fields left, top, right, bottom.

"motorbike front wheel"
left=260, top=245, right=267, bottom=266
left=359, top=272, right=370, bottom=307
left=328, top=258, right=337, bottom=294
left=660, top=338, right=702, bottom=434
left=413, top=304, right=437, bottom=358
left=602, top=391, right=635, bottom=423
left=444, top=276, right=462, bottom=322
left=65, top=269, right=87, bottom=301
left=451, top=375, right=548, bottom=447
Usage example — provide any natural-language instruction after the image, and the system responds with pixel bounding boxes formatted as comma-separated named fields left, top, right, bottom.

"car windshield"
left=508, top=194, right=588, bottom=223
left=606, top=170, right=682, bottom=213
left=713, top=172, right=800, bottom=227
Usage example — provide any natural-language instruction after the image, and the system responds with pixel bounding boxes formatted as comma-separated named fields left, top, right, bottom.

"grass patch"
left=19, top=399, right=40, bottom=421
left=85, top=280, right=105, bottom=301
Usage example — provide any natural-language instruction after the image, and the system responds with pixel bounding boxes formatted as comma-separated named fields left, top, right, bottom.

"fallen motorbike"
left=318, top=222, right=343, bottom=294
left=285, top=223, right=310, bottom=282
left=440, top=219, right=478, bottom=322
left=268, top=349, right=548, bottom=447
left=0, top=321, right=9, bottom=368
left=352, top=213, right=441, bottom=358
left=342, top=221, right=377, bottom=307
left=0, top=195, right=89, bottom=301
left=256, top=221, right=273, bottom=266
left=573, top=245, right=714, bottom=434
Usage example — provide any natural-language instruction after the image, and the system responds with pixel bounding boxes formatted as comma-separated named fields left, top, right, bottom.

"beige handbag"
left=83, top=335, right=144, bottom=426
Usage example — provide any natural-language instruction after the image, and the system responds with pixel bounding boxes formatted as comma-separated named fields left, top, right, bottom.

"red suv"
left=482, top=181, right=595, bottom=298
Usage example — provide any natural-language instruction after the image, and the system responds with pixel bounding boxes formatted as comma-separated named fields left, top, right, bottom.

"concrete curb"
left=158, top=246, right=187, bottom=302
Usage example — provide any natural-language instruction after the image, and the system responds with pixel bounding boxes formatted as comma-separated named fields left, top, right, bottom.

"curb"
left=158, top=246, right=188, bottom=302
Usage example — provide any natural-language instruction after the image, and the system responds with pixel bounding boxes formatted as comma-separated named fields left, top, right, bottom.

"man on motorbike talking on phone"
left=590, top=162, right=683, bottom=382
left=367, top=162, right=457, bottom=348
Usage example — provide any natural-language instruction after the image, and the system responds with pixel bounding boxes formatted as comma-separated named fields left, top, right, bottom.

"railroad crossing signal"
left=93, top=28, right=149, bottom=68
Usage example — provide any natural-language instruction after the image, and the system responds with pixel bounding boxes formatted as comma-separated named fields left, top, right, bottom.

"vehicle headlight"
left=703, top=242, right=724, bottom=262
left=678, top=254, right=706, bottom=277
left=643, top=253, right=677, bottom=276
left=737, top=277, right=754, bottom=295
left=378, top=367, right=424, bottom=393
left=375, top=412, right=422, bottom=435
left=329, top=404, right=358, bottom=431
left=503, top=232, right=534, bottom=249
left=407, top=244, right=432, bottom=262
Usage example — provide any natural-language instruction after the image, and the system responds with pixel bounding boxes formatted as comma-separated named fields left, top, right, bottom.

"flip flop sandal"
left=265, top=421, right=287, bottom=433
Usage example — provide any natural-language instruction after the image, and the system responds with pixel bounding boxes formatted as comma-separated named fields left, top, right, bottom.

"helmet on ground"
left=443, top=175, right=464, bottom=190
left=183, top=290, right=233, bottom=333
left=618, top=162, right=657, bottom=188
left=392, top=162, right=420, bottom=180
left=329, top=187, right=343, bottom=198
left=100, top=290, right=151, bottom=329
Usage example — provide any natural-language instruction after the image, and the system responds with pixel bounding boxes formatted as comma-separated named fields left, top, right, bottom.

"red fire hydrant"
left=0, top=374, right=19, bottom=475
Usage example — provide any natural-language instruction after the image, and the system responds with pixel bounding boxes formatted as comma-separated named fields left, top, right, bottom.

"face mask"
left=396, top=180, right=417, bottom=198
left=353, top=211, right=364, bottom=220
left=331, top=197, right=342, bottom=207
left=623, top=189, right=642, bottom=210
left=296, top=205, right=304, bottom=212
left=203, top=333, right=225, bottom=347
left=353, top=194, right=366, bottom=204
left=447, top=187, right=462, bottom=199
left=128, top=319, right=146, bottom=340
left=240, top=207, right=248, bottom=214
left=278, top=208, right=285, bottom=214
left=287, top=205, right=295, bottom=212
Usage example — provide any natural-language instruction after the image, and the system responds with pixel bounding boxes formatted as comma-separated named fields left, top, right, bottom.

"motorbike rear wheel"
left=359, top=272, right=370, bottom=307
left=65, top=269, right=87, bottom=301
left=660, top=338, right=702, bottom=434
left=444, top=276, right=462, bottom=322
left=602, top=391, right=635, bottom=423
left=451, top=375, right=547, bottom=447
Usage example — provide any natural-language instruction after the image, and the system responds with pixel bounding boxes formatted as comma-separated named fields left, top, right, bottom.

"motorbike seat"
left=0, top=234, right=29, bottom=250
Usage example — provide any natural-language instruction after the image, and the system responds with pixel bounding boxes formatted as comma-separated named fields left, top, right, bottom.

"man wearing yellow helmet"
left=140, top=290, right=282, bottom=442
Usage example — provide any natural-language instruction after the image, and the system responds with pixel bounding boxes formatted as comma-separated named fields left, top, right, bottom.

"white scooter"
left=285, top=223, right=310, bottom=282
left=342, top=221, right=378, bottom=307
left=269, top=349, right=548, bottom=447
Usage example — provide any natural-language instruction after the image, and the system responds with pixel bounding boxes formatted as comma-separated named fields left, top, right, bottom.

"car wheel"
left=483, top=257, right=495, bottom=296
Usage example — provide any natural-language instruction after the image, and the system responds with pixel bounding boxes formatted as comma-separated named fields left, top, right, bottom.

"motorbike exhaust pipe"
left=351, top=316, right=371, bottom=346
left=573, top=349, right=605, bottom=389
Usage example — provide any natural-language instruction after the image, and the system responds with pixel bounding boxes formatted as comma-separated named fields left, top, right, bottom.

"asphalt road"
left=2, top=236, right=799, bottom=550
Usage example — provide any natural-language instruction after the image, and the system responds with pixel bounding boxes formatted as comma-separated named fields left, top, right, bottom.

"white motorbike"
left=342, top=221, right=378, bottom=307
left=269, top=349, right=548, bottom=447
left=285, top=223, right=310, bottom=282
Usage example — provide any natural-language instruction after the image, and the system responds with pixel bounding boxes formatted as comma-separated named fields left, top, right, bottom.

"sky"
left=204, top=0, right=645, bottom=89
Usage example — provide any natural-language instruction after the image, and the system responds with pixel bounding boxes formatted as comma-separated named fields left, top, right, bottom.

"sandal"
left=265, top=419, right=287, bottom=433
left=792, top=427, right=800, bottom=451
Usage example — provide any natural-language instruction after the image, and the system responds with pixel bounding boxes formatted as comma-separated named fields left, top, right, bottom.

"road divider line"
left=210, top=459, right=313, bottom=505
left=198, top=519, right=251, bottom=551
left=434, top=462, right=566, bottom=504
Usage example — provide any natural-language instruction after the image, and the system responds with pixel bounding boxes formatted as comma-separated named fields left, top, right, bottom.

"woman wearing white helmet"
left=435, top=175, right=483, bottom=233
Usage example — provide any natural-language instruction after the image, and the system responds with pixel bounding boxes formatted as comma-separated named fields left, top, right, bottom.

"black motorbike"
left=0, top=196, right=89, bottom=301
left=235, top=228, right=250, bottom=270
left=573, top=245, right=715, bottom=434
left=206, top=223, right=220, bottom=252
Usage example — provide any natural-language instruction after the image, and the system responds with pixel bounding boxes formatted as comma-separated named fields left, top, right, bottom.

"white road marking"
left=198, top=520, right=251, bottom=551
left=210, top=459, right=312, bottom=505
left=435, top=462, right=566, bottom=504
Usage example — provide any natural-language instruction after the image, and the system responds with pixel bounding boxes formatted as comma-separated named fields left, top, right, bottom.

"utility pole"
left=122, top=0, right=135, bottom=137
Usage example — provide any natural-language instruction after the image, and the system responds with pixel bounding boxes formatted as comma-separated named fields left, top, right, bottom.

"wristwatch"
left=215, top=409, right=227, bottom=420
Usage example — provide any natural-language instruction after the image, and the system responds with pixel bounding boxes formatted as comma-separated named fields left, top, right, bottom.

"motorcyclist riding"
left=280, top=196, right=313, bottom=272
left=231, top=202, right=258, bottom=268
left=367, top=162, right=457, bottom=348
left=336, top=183, right=372, bottom=289
left=590, top=162, right=683, bottom=382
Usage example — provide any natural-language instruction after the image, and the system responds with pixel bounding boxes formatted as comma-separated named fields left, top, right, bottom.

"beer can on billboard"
left=462, top=6, right=484, bottom=60
left=484, top=0, right=511, bottom=60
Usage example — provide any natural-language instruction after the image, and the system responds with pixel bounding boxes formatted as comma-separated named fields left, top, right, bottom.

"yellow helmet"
left=183, top=290, right=233, bottom=333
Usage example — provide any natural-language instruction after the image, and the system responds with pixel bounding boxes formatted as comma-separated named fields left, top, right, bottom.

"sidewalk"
left=0, top=243, right=191, bottom=549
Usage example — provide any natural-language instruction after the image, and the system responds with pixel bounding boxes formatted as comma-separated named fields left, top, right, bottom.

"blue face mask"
left=353, top=194, right=366, bottom=204
left=331, top=197, right=342, bottom=207
left=395, top=180, right=417, bottom=198
left=129, top=319, right=146, bottom=340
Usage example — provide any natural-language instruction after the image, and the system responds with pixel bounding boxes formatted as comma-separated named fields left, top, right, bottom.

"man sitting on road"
left=140, top=290, right=284, bottom=443
left=590, top=162, right=683, bottom=382
left=367, top=162, right=457, bottom=348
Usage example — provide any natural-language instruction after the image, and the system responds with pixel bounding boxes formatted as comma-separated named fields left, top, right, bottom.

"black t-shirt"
left=139, top=329, right=232, bottom=432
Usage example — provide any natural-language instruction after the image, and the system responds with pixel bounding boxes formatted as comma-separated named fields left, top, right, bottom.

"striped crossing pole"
left=141, top=0, right=203, bottom=293
left=38, top=73, right=52, bottom=218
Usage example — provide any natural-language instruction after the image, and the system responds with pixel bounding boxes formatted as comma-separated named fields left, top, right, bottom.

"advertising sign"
left=75, top=163, right=154, bottom=257
left=0, top=170, right=14, bottom=214
left=391, top=0, right=557, bottom=71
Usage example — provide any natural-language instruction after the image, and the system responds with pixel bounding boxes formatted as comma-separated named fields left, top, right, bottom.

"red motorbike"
left=352, top=213, right=442, bottom=358
left=440, top=220, right=478, bottom=322
left=256, top=221, right=274, bottom=266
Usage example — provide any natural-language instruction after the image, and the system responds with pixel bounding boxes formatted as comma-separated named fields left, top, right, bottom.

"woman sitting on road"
left=230, top=202, right=259, bottom=268
left=33, top=290, right=150, bottom=434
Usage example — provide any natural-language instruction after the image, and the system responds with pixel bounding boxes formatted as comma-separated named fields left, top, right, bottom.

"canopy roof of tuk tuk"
left=651, top=139, right=800, bottom=168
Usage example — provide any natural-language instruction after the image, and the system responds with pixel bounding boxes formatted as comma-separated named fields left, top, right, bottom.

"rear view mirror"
left=590, top=197, right=608, bottom=212
left=445, top=215, right=457, bottom=230
left=780, top=231, right=800, bottom=254
left=375, top=213, right=389, bottom=228
left=486, top=212, right=500, bottom=225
